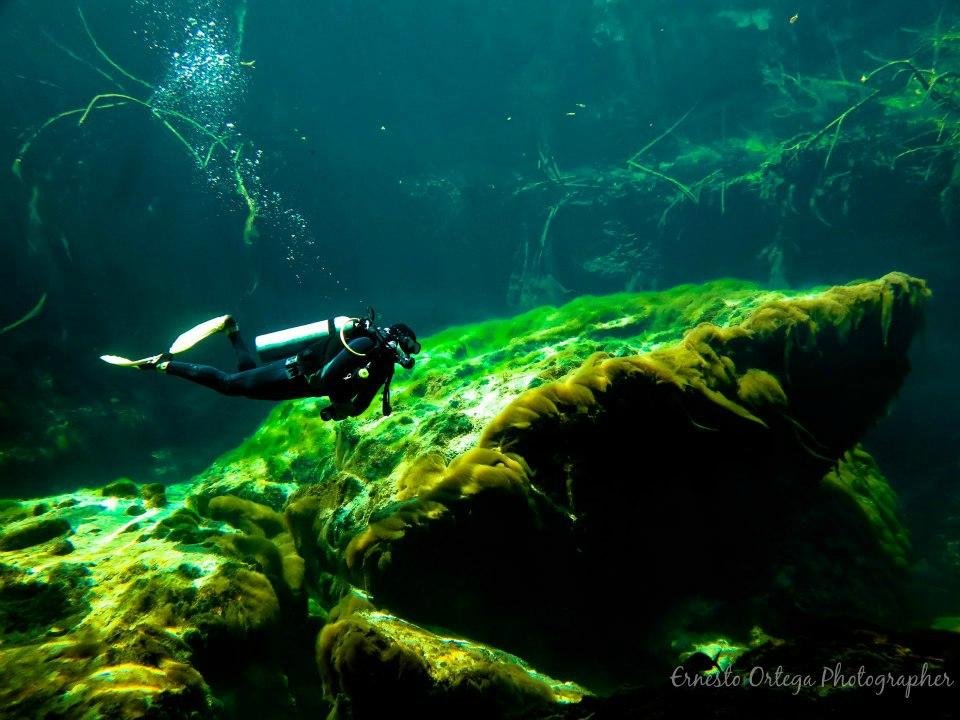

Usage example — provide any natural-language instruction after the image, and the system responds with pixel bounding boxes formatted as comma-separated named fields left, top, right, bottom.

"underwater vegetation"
left=11, top=4, right=260, bottom=246
left=508, top=2, right=960, bottom=305
left=1, top=272, right=951, bottom=718
left=2, top=1, right=960, bottom=718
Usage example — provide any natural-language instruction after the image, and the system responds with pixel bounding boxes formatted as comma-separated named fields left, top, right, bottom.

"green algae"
left=0, top=562, right=91, bottom=642
left=0, top=518, right=71, bottom=551
left=317, top=601, right=587, bottom=718
left=100, top=478, right=139, bottom=498
left=822, top=446, right=911, bottom=569
left=0, top=275, right=934, bottom=716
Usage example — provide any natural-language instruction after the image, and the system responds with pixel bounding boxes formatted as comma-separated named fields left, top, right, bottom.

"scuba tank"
left=255, top=316, right=353, bottom=362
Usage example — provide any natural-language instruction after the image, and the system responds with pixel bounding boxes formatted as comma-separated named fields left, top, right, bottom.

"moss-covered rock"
left=317, top=596, right=586, bottom=719
left=0, top=274, right=936, bottom=715
left=334, top=273, right=930, bottom=689
left=0, top=562, right=91, bottom=642
left=100, top=477, right=139, bottom=498
left=141, top=482, right=168, bottom=509
left=0, top=485, right=325, bottom=718
left=0, top=518, right=71, bottom=551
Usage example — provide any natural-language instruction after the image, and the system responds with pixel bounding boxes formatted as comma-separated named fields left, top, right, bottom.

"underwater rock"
left=50, top=539, right=74, bottom=556
left=0, top=274, right=937, bottom=716
left=147, top=507, right=219, bottom=545
left=0, top=485, right=324, bottom=718
left=0, top=563, right=90, bottom=641
left=189, top=398, right=339, bottom=512
left=201, top=495, right=307, bottom=610
left=141, top=482, right=168, bottom=509
left=317, top=595, right=586, bottom=719
left=207, top=495, right=286, bottom=537
left=0, top=517, right=71, bottom=551
left=342, top=272, right=930, bottom=688
left=100, top=477, right=139, bottom=498
left=0, top=501, right=28, bottom=528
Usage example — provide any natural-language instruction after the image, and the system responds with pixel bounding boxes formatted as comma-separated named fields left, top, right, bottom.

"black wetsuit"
left=164, top=327, right=396, bottom=418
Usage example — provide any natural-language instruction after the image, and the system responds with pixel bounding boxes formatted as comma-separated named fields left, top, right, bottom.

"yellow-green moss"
left=100, top=478, right=139, bottom=498
left=822, top=446, right=910, bottom=568
left=338, top=273, right=927, bottom=666
left=317, top=602, right=586, bottom=718
left=0, top=518, right=71, bottom=551
left=193, top=566, right=281, bottom=634
left=207, top=495, right=286, bottom=537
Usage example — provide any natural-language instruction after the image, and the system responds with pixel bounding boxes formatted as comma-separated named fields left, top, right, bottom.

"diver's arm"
left=344, top=360, right=396, bottom=417
left=346, top=376, right=382, bottom=416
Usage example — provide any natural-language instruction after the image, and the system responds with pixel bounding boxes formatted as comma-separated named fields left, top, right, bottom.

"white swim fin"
left=168, top=314, right=234, bottom=354
left=100, top=352, right=168, bottom=369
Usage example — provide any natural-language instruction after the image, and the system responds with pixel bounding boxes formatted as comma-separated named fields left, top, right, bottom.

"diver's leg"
left=162, top=361, right=235, bottom=394
left=164, top=359, right=308, bottom=400
left=226, top=323, right=258, bottom=371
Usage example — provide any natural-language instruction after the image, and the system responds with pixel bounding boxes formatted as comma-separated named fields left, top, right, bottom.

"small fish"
left=565, top=111, right=576, bottom=117
left=239, top=60, right=256, bottom=68
left=576, top=102, right=586, bottom=108
left=789, top=13, right=799, bottom=24
left=60, top=235, right=73, bottom=262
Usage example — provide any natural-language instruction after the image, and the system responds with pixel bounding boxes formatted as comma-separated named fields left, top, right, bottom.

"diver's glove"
left=320, top=401, right=353, bottom=422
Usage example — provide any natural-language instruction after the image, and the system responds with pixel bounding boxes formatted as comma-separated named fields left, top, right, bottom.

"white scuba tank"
left=255, top=316, right=354, bottom=362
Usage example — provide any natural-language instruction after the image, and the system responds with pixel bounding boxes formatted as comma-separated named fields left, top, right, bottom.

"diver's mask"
left=388, top=341, right=415, bottom=369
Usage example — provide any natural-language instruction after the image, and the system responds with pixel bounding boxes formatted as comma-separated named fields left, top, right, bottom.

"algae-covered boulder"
left=100, top=477, right=139, bottom=498
left=0, top=517, right=71, bottom=551
left=316, top=595, right=586, bottom=719
left=336, top=273, right=930, bottom=689
left=0, top=487, right=323, bottom=719
left=0, top=274, right=935, bottom=717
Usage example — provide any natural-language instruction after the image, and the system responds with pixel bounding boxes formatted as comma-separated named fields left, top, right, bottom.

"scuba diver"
left=100, top=311, right=420, bottom=421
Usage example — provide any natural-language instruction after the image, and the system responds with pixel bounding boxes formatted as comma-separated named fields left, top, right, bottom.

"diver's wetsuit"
left=164, top=328, right=395, bottom=415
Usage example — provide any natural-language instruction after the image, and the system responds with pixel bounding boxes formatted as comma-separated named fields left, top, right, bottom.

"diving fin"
left=100, top=352, right=169, bottom=370
left=101, top=314, right=232, bottom=370
left=168, top=314, right=234, bottom=354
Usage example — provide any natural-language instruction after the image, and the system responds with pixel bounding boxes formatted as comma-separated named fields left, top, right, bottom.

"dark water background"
left=1, top=0, right=958, bottom=612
